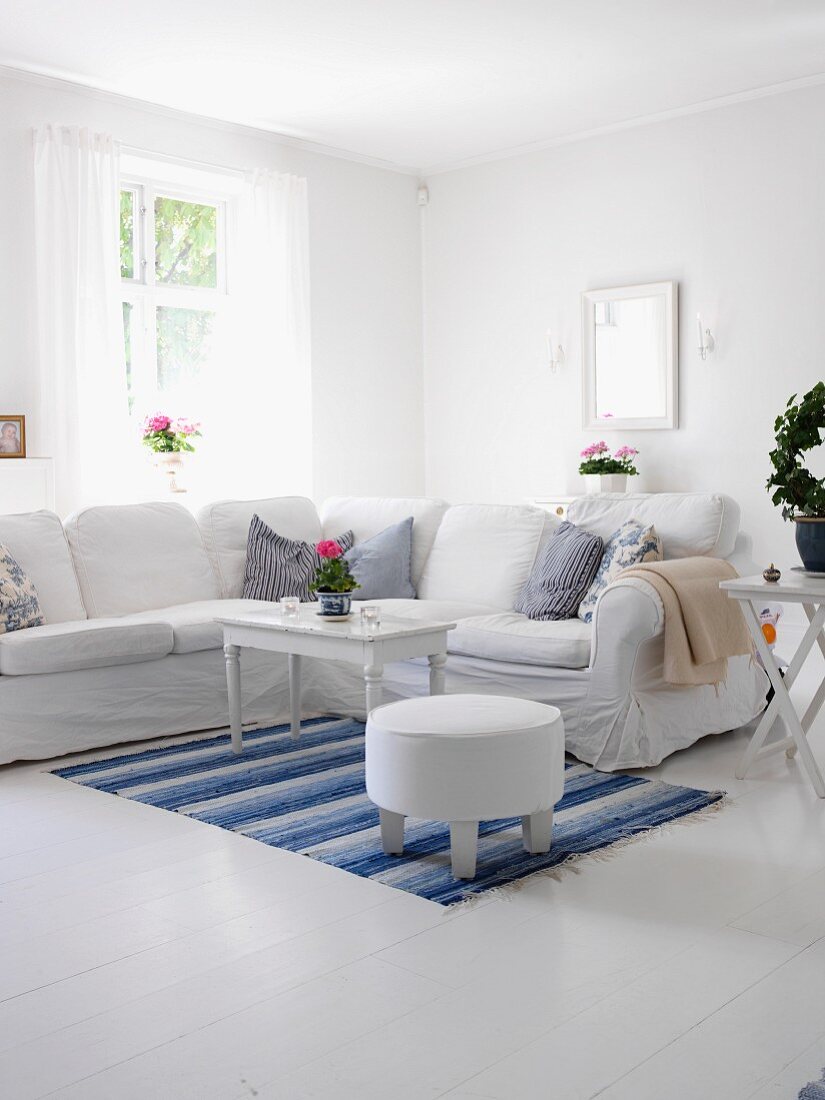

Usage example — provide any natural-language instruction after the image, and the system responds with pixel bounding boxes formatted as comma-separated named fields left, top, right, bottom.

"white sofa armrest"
left=589, top=577, right=664, bottom=672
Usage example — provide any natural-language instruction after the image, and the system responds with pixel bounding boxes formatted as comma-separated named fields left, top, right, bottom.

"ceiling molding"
left=0, top=63, right=421, bottom=176
left=421, top=70, right=825, bottom=177
left=5, top=59, right=825, bottom=180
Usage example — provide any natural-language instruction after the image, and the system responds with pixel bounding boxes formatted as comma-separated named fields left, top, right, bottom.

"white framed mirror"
left=582, top=281, right=678, bottom=430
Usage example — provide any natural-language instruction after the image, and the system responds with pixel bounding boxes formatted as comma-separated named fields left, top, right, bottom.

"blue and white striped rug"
left=53, top=716, right=724, bottom=906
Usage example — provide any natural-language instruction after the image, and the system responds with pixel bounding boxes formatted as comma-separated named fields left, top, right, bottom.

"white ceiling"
left=4, top=0, right=825, bottom=173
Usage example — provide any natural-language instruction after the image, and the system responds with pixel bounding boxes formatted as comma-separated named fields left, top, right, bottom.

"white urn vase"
left=154, top=452, right=186, bottom=494
left=584, top=473, right=628, bottom=495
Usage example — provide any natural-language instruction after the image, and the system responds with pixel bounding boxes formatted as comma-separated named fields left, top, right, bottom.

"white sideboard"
left=530, top=496, right=577, bottom=520
left=0, top=458, right=55, bottom=514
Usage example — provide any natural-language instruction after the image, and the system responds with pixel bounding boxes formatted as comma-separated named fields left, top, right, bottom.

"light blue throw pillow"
left=345, top=517, right=415, bottom=600
left=577, top=519, right=663, bottom=623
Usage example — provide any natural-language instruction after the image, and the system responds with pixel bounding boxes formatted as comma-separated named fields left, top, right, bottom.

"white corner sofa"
left=0, top=492, right=768, bottom=770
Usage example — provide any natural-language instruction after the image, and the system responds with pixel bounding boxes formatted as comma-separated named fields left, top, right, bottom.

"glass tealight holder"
left=360, top=605, right=381, bottom=632
left=280, top=596, right=300, bottom=619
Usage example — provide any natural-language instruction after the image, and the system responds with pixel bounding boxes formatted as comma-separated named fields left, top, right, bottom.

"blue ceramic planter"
left=317, top=591, right=353, bottom=617
left=794, top=518, right=825, bottom=573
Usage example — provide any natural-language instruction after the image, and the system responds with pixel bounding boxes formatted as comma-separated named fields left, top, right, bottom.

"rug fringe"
left=444, top=792, right=729, bottom=912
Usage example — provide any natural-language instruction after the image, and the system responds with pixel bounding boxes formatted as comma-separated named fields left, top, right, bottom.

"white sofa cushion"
left=0, top=619, right=173, bottom=676
left=198, top=497, right=321, bottom=598
left=447, top=612, right=592, bottom=669
left=65, top=502, right=220, bottom=617
left=364, top=597, right=501, bottom=626
left=567, top=493, right=740, bottom=560
left=320, top=496, right=449, bottom=588
left=0, top=511, right=85, bottom=623
left=416, top=503, right=546, bottom=610
left=122, top=598, right=280, bottom=654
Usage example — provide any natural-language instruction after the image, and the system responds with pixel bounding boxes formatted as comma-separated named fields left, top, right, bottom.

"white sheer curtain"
left=33, top=126, right=131, bottom=515
left=198, top=169, right=312, bottom=499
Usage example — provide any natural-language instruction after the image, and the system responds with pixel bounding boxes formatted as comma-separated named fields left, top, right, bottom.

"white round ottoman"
left=365, top=694, right=565, bottom=880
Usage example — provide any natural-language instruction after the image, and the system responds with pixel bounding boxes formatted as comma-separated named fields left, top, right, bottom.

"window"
left=119, top=171, right=230, bottom=416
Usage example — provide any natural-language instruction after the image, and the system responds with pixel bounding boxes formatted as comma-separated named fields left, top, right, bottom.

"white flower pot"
left=153, top=452, right=186, bottom=494
left=584, top=473, right=628, bottom=495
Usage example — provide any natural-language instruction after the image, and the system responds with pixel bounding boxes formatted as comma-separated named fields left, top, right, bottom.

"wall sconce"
left=696, top=314, right=715, bottom=360
left=546, top=330, right=565, bottom=373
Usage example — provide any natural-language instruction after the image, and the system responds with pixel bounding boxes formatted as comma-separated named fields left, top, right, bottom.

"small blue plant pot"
left=794, top=518, right=825, bottom=573
left=317, top=591, right=353, bottom=617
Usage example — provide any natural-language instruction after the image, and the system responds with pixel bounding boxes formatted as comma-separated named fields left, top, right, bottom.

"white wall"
left=422, top=84, right=825, bottom=570
left=0, top=68, right=424, bottom=508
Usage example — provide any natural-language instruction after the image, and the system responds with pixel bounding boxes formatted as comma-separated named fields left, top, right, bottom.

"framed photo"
left=0, top=416, right=26, bottom=458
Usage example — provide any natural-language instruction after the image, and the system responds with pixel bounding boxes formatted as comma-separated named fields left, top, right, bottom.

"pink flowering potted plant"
left=310, top=540, right=360, bottom=617
left=578, top=441, right=639, bottom=494
left=141, top=414, right=202, bottom=494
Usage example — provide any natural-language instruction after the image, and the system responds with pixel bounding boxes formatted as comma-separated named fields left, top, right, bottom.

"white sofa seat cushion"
left=320, top=496, right=449, bottom=588
left=364, top=598, right=501, bottom=626
left=66, top=503, right=220, bottom=617
left=417, top=504, right=547, bottom=610
left=0, top=511, right=85, bottom=623
left=567, top=493, right=739, bottom=560
left=448, top=612, right=592, bottom=669
left=0, top=619, right=173, bottom=676
left=122, top=599, right=281, bottom=654
left=197, top=497, right=321, bottom=599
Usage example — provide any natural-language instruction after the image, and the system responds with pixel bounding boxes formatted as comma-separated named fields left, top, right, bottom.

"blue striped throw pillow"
left=242, top=515, right=354, bottom=603
left=515, top=521, right=603, bottom=621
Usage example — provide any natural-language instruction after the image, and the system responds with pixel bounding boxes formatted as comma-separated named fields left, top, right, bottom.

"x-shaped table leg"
left=736, top=599, right=825, bottom=797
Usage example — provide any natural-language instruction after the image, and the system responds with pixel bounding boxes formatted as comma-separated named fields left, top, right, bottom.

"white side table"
left=217, top=607, right=456, bottom=753
left=721, top=573, right=825, bottom=797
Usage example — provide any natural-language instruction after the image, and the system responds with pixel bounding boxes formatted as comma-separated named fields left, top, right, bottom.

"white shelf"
left=0, top=458, right=54, bottom=515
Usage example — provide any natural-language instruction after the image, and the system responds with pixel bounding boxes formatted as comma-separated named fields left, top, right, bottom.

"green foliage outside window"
left=155, top=196, right=217, bottom=288
left=120, top=191, right=134, bottom=279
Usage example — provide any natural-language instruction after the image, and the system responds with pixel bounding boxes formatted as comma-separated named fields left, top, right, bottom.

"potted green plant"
left=767, top=381, right=825, bottom=572
left=310, top=540, right=360, bottom=617
left=578, top=442, right=639, bottom=494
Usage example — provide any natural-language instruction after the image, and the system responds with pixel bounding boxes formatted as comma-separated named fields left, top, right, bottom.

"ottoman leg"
left=449, top=821, right=479, bottom=879
left=379, top=808, right=405, bottom=855
left=522, top=810, right=553, bottom=854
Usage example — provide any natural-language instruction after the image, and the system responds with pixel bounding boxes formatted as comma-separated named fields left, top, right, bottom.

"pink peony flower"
left=316, top=540, right=344, bottom=559
left=173, top=418, right=201, bottom=436
left=143, top=413, right=171, bottom=434
left=580, top=440, right=609, bottom=458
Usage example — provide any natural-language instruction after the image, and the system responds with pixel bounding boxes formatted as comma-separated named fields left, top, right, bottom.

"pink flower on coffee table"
left=316, top=540, right=344, bottom=559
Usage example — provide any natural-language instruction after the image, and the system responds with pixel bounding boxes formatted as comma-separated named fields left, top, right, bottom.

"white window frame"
left=120, top=173, right=233, bottom=415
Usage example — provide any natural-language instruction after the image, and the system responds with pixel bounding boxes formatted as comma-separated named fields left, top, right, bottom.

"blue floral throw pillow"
left=0, top=543, right=44, bottom=633
left=577, top=520, right=663, bottom=623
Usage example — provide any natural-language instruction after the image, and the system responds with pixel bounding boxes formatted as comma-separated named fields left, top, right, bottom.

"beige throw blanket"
left=619, top=558, right=751, bottom=686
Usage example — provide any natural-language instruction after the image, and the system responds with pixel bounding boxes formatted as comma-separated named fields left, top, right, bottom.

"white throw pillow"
left=578, top=520, right=662, bottom=623
left=0, top=542, right=44, bottom=634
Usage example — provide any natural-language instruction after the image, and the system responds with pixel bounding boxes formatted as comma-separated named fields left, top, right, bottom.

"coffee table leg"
left=224, top=643, right=243, bottom=754
left=428, top=651, right=447, bottom=695
left=364, top=663, right=384, bottom=718
left=289, top=654, right=302, bottom=740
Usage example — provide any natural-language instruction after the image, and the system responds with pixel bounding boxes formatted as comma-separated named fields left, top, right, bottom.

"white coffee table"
left=218, top=606, right=456, bottom=753
left=721, top=572, right=825, bottom=797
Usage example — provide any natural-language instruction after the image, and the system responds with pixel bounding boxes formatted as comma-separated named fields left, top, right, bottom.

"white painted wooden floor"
left=3, top=665, right=825, bottom=1098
